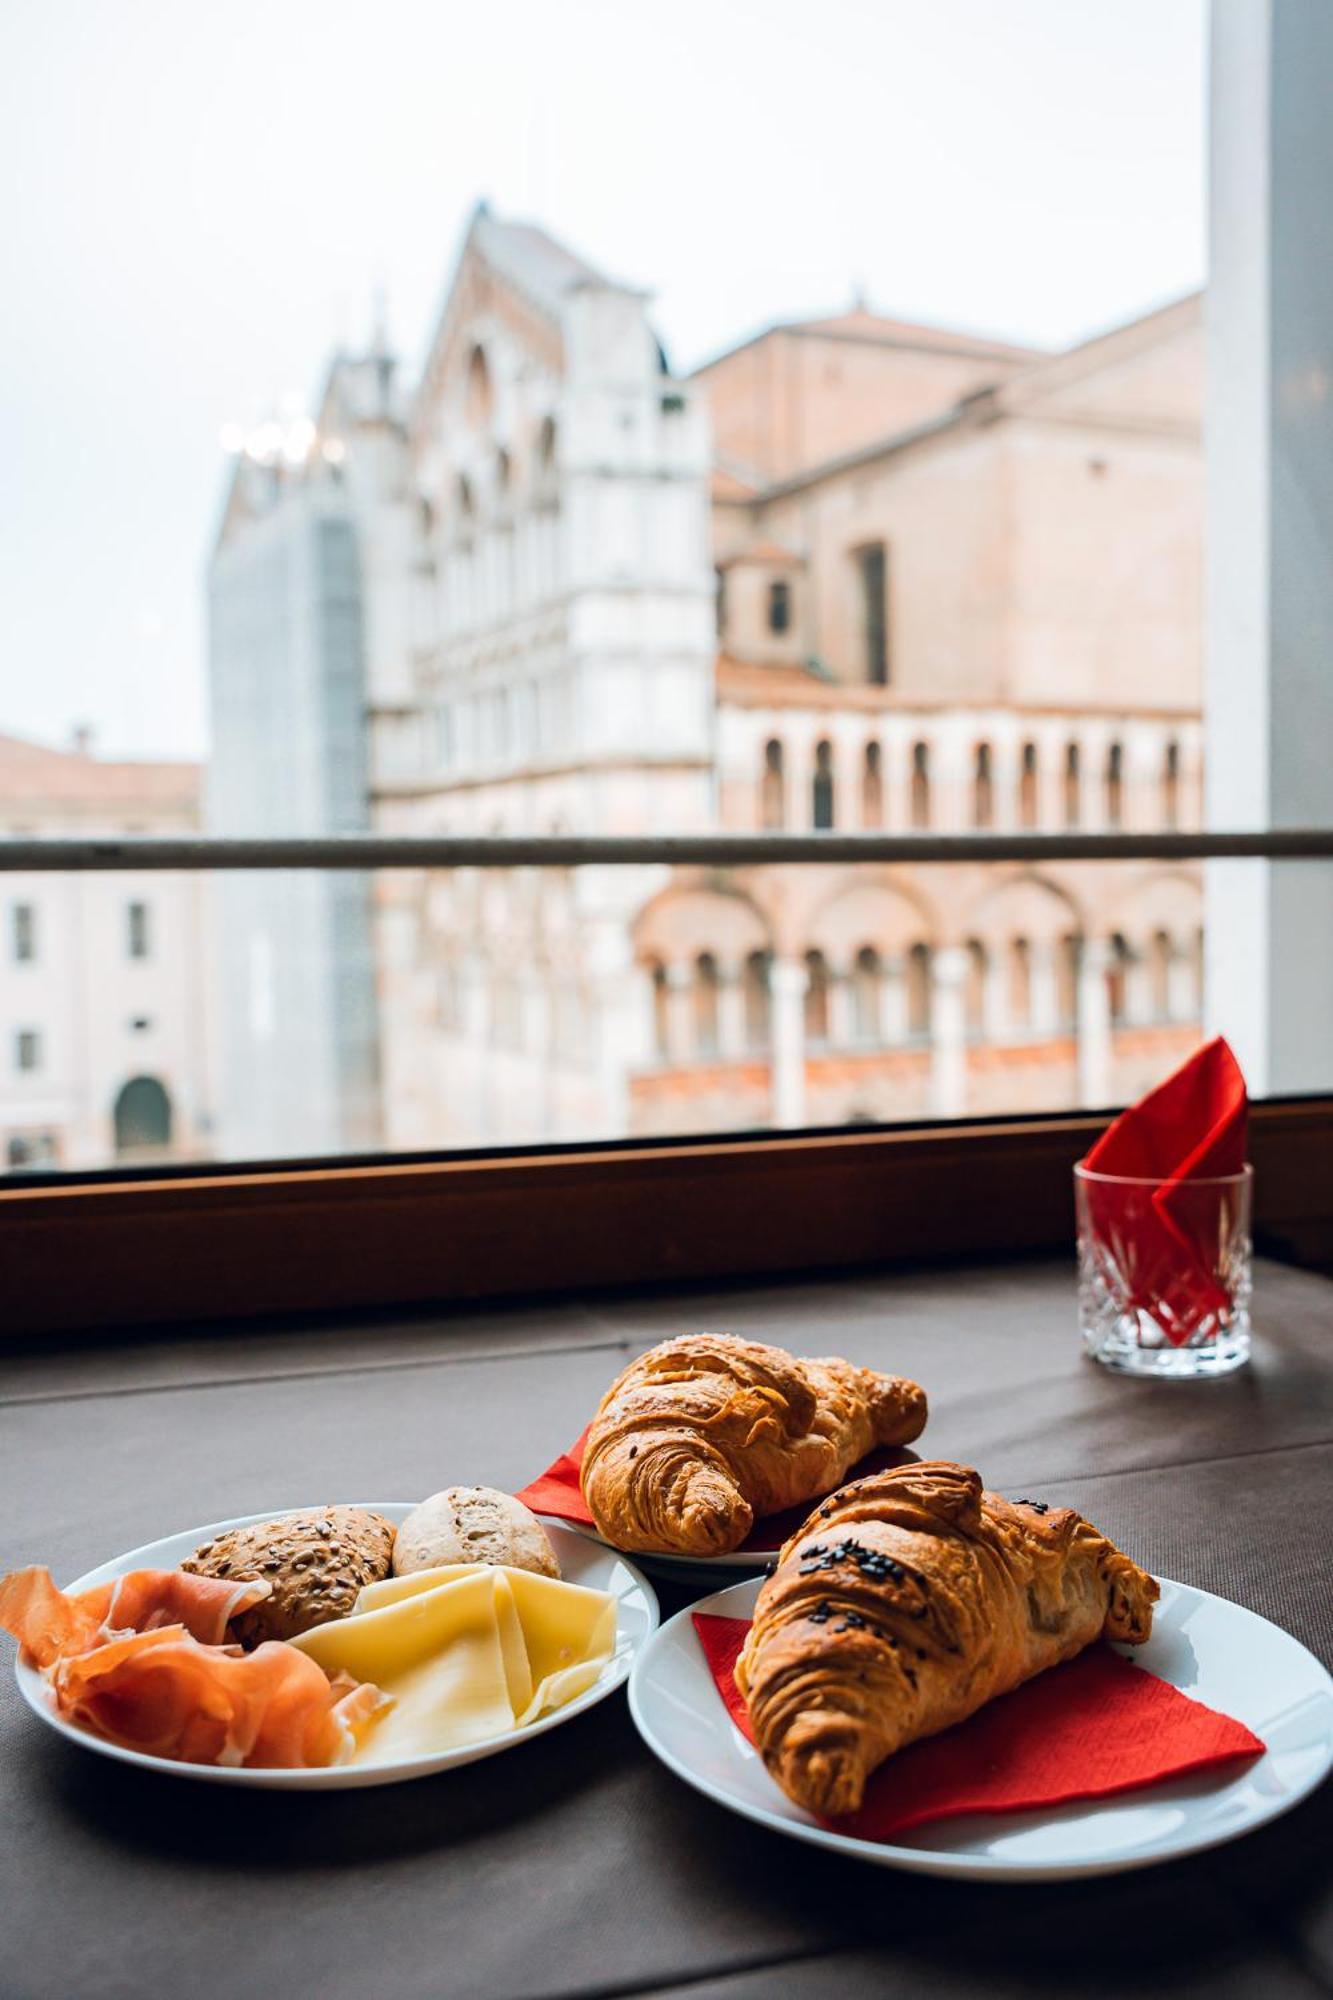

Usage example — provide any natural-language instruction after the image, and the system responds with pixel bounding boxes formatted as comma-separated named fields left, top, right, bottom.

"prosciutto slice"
left=0, top=1566, right=390, bottom=1769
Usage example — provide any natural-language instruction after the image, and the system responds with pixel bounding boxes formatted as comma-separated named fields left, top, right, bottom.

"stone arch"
left=806, top=872, right=938, bottom=962
left=962, top=869, right=1085, bottom=943
left=633, top=882, right=772, bottom=967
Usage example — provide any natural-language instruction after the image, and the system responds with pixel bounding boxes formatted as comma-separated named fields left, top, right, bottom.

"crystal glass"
left=1075, top=1164, right=1253, bottom=1379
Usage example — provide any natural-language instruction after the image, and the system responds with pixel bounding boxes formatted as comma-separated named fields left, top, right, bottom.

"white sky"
left=0, top=0, right=1205, bottom=761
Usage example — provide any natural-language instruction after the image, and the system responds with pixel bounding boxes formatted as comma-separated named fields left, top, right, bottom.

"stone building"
left=210, top=203, right=1206, bottom=1155
left=0, top=730, right=215, bottom=1168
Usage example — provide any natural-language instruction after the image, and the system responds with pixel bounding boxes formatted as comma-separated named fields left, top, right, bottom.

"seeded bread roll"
left=181, top=1506, right=395, bottom=1648
left=393, top=1487, right=561, bottom=1579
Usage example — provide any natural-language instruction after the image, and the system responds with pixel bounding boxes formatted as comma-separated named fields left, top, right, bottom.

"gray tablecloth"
left=2, top=1256, right=1330, bottom=2000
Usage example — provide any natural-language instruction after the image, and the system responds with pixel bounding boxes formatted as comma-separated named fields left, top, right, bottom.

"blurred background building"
left=0, top=730, right=215, bottom=1168
left=206, top=202, right=1206, bottom=1158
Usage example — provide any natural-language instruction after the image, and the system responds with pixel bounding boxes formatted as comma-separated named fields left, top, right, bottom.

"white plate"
left=628, top=1574, right=1333, bottom=1881
left=15, top=1505, right=658, bottom=1790
left=557, top=1516, right=779, bottom=1584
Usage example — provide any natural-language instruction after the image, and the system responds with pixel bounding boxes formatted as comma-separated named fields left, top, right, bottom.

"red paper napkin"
left=1080, top=1035, right=1249, bottom=1344
left=515, top=1430, right=915, bottom=1552
left=695, top=1613, right=1264, bottom=1840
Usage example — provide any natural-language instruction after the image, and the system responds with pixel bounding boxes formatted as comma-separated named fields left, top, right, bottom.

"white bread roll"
left=393, top=1487, right=560, bottom=1579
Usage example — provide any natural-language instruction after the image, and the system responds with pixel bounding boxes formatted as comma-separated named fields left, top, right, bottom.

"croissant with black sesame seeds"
left=734, top=1460, right=1158, bottom=1817
left=579, top=1334, right=927, bottom=1557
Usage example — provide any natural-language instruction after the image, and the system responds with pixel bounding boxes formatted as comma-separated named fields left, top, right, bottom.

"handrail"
left=0, top=829, right=1332, bottom=871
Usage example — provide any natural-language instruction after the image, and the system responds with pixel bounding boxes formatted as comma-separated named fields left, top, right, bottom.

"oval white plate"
left=15, top=1505, right=658, bottom=1789
left=628, top=1574, right=1333, bottom=1881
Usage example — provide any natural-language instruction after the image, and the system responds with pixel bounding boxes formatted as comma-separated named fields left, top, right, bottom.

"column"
left=1167, top=944, right=1195, bottom=1023
left=768, top=956, right=808, bottom=1128
left=1125, top=948, right=1154, bottom=1027
left=827, top=967, right=854, bottom=1048
left=882, top=955, right=908, bottom=1043
left=664, top=963, right=695, bottom=1066
left=1206, top=0, right=1333, bottom=1091
left=836, top=737, right=863, bottom=830
left=929, top=946, right=968, bottom=1118
left=1077, top=938, right=1113, bottom=1108
left=983, top=947, right=1008, bottom=1045
left=1029, top=939, right=1059, bottom=1037
left=717, top=961, right=747, bottom=1060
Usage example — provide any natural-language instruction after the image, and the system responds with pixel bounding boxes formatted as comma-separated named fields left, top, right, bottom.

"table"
left=2, top=1254, right=1330, bottom=2000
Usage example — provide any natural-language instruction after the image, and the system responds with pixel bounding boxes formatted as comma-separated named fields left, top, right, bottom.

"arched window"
left=1108, top=933, right=1131, bottom=1025
left=861, top=741, right=884, bottom=827
left=1063, top=743, right=1082, bottom=827
left=536, top=415, right=557, bottom=484
left=465, top=344, right=493, bottom=426
left=964, top=938, right=988, bottom=1037
left=650, top=961, right=670, bottom=1057
left=1106, top=741, right=1124, bottom=827
left=804, top=949, right=831, bottom=1041
left=910, top=742, right=931, bottom=828
left=1057, top=933, right=1082, bottom=1029
left=1192, top=925, right=1205, bottom=1013
left=906, top=942, right=932, bottom=1037
left=767, top=579, right=791, bottom=634
left=744, top=950, right=771, bottom=1049
left=1163, top=740, right=1181, bottom=829
left=1018, top=742, right=1039, bottom=828
left=1009, top=936, right=1032, bottom=1028
left=113, top=1075, right=172, bottom=1156
left=1149, top=930, right=1172, bottom=1020
left=812, top=740, right=835, bottom=829
left=694, top=952, right=720, bottom=1056
left=972, top=743, right=994, bottom=829
left=851, top=946, right=881, bottom=1041
left=455, top=474, right=475, bottom=530
left=760, top=739, right=786, bottom=830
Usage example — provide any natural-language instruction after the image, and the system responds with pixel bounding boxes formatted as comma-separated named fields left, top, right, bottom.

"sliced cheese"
left=291, top=1562, right=617, bottom=1765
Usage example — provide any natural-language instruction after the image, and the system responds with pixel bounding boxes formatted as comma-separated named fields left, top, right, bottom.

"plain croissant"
left=579, top=1333, right=928, bottom=1557
left=735, top=1460, right=1158, bottom=1816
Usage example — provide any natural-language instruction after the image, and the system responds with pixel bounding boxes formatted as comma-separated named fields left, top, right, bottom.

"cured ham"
left=0, top=1566, right=390, bottom=1769
left=0, top=1566, right=271, bottom=1668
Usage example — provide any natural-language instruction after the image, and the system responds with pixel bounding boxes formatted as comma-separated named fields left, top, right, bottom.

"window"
left=12, top=902, right=35, bottom=962
left=1009, top=936, right=1032, bottom=1028
left=1149, top=930, right=1172, bottom=1020
left=850, top=946, right=881, bottom=1042
left=964, top=939, right=988, bottom=1037
left=7, top=1132, right=57, bottom=1170
left=693, top=952, right=720, bottom=1056
left=905, top=943, right=932, bottom=1038
left=855, top=543, right=889, bottom=684
left=743, top=950, right=771, bottom=1050
left=803, top=950, right=830, bottom=1041
left=767, top=579, right=791, bottom=634
left=714, top=566, right=727, bottom=638
left=1108, top=932, right=1131, bottom=1025
left=1063, top=743, right=1081, bottom=827
left=15, top=1029, right=40, bottom=1072
left=127, top=901, right=150, bottom=959
left=760, top=738, right=785, bottom=829
left=113, top=1074, right=173, bottom=1154
left=972, top=743, right=994, bottom=828
left=861, top=741, right=884, bottom=828
left=1018, top=743, right=1039, bottom=828
left=1106, top=741, right=1124, bottom=827
left=812, top=739, right=835, bottom=829
left=650, top=961, right=670, bottom=1058
left=910, top=742, right=931, bottom=828
left=131, top=1016, right=152, bottom=1033
left=1163, top=740, right=1181, bottom=829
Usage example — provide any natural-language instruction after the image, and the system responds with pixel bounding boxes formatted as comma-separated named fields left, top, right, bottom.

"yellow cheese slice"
left=291, top=1562, right=617, bottom=1765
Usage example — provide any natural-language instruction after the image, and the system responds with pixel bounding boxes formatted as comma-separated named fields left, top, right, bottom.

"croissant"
left=579, top=1334, right=927, bottom=1557
left=735, top=1460, right=1158, bottom=1816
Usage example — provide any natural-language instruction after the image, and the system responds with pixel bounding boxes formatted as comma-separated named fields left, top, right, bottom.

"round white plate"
left=558, top=1516, right=779, bottom=1584
left=15, top=1505, right=658, bottom=1790
left=628, top=1574, right=1333, bottom=1881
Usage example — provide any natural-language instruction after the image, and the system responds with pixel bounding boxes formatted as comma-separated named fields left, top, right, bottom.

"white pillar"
left=1167, top=944, right=1195, bottom=1023
left=929, top=946, right=968, bottom=1118
left=1206, top=0, right=1333, bottom=1092
left=827, top=969, right=854, bottom=1048
left=1077, top=938, right=1113, bottom=1108
left=1125, top=949, right=1154, bottom=1027
left=768, top=956, right=808, bottom=1128
left=983, top=948, right=1008, bottom=1044
left=882, top=956, right=907, bottom=1043
left=664, top=963, right=694, bottom=1065
left=1029, top=940, right=1059, bottom=1036
left=717, top=961, right=747, bottom=1059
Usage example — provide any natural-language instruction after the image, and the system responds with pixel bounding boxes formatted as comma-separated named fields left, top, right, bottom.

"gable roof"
left=0, top=732, right=199, bottom=810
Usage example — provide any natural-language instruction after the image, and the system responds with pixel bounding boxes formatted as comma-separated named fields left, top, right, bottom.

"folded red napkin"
left=515, top=1431, right=914, bottom=1552
left=695, top=1613, right=1264, bottom=1840
left=1080, top=1035, right=1249, bottom=1344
